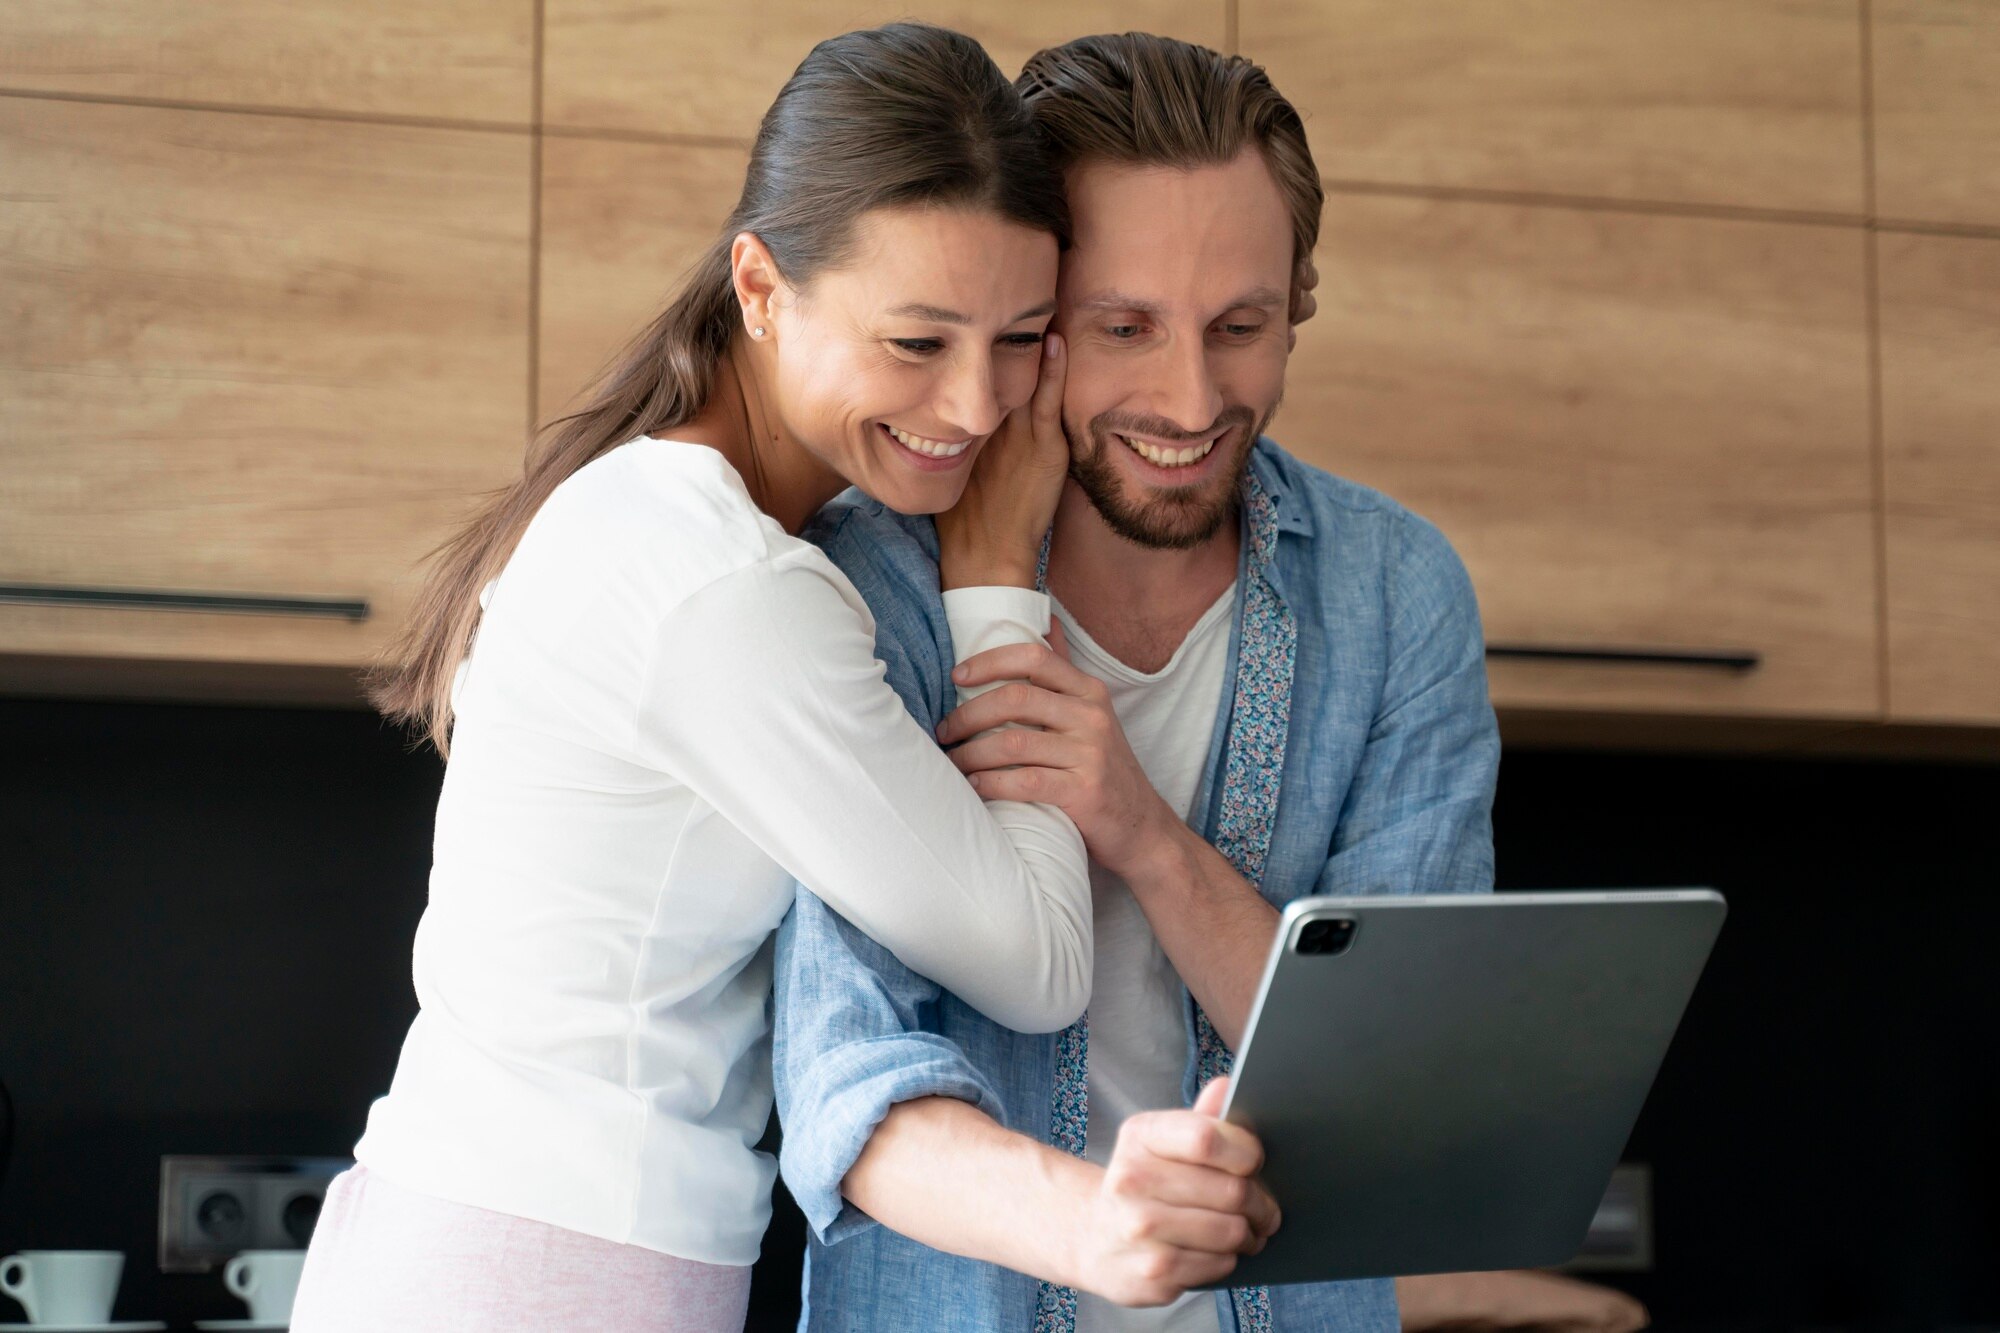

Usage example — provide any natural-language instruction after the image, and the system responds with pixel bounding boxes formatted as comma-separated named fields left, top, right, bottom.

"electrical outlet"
left=158, top=1155, right=350, bottom=1273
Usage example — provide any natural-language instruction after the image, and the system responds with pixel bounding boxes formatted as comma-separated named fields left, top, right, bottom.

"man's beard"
left=1065, top=404, right=1269, bottom=550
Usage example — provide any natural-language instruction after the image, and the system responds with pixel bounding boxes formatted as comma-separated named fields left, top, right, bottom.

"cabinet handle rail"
left=0, top=583, right=370, bottom=621
left=1485, top=643, right=1760, bottom=670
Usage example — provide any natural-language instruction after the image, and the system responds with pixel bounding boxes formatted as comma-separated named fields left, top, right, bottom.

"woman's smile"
left=878, top=420, right=978, bottom=469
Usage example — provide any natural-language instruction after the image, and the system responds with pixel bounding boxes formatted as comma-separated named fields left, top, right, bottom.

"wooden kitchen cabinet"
left=0, top=98, right=532, bottom=692
left=537, top=137, right=747, bottom=420
left=1237, top=0, right=1866, bottom=215
left=1284, top=193, right=1880, bottom=720
left=1873, top=0, right=2000, bottom=229
left=0, top=0, right=534, bottom=124
left=1878, top=232, right=2000, bottom=726
left=541, top=0, right=1224, bottom=140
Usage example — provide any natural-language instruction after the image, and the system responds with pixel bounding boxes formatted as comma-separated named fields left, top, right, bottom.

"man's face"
left=1056, top=148, right=1295, bottom=550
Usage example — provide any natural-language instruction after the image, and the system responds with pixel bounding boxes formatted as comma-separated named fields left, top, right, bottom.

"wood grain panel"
left=1285, top=194, right=1878, bottom=718
left=537, top=137, right=746, bottom=420
left=1239, top=0, right=1867, bottom=215
left=0, top=0, right=533, bottom=123
left=1878, top=232, right=2000, bottom=723
left=0, top=98, right=531, bottom=669
left=1873, top=0, right=2000, bottom=227
left=543, top=0, right=1224, bottom=139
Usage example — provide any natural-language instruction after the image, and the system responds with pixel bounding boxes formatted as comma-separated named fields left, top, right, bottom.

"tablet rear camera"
left=1296, top=917, right=1356, bottom=956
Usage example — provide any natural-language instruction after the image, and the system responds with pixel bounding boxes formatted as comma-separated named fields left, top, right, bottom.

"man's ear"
left=1289, top=255, right=1320, bottom=326
left=730, top=231, right=786, bottom=340
left=1287, top=255, right=1320, bottom=354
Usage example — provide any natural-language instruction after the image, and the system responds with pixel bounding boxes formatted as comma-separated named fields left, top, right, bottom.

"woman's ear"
left=730, top=232, right=785, bottom=342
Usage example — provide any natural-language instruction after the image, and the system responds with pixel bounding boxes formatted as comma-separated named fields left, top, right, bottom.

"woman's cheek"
left=789, top=345, right=867, bottom=423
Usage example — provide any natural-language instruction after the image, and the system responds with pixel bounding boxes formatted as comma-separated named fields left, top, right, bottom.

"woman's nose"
left=936, top=356, right=1002, bottom=439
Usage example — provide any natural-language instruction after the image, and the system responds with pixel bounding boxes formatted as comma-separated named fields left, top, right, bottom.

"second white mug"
left=223, top=1249, right=306, bottom=1324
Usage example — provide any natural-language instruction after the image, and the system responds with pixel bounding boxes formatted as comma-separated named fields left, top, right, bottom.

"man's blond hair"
left=1017, top=33, right=1322, bottom=317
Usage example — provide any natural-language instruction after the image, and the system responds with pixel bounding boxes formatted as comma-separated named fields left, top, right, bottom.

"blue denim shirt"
left=772, top=439, right=1501, bottom=1332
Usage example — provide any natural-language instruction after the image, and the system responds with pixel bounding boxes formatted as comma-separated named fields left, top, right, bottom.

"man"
left=774, top=33, right=1499, bottom=1333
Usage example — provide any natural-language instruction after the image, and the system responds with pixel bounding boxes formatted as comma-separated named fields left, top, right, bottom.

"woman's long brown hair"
left=367, top=22, right=1069, bottom=755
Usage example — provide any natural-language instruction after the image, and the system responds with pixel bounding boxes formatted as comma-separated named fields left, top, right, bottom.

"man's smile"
left=1113, top=430, right=1221, bottom=470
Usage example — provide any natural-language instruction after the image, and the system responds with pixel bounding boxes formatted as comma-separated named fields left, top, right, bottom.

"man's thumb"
left=1193, top=1075, right=1230, bottom=1118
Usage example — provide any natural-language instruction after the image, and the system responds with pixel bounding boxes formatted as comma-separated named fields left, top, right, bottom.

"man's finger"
left=937, top=683, right=1087, bottom=742
left=952, top=642, right=1097, bottom=696
left=1165, top=1248, right=1241, bottom=1292
left=1245, top=1179, right=1282, bottom=1242
left=948, top=731, right=1085, bottom=777
left=1118, top=1202, right=1263, bottom=1257
left=963, top=767, right=1071, bottom=806
left=1130, top=1110, right=1265, bottom=1178
left=1192, top=1076, right=1229, bottom=1118
left=1109, top=1156, right=1274, bottom=1225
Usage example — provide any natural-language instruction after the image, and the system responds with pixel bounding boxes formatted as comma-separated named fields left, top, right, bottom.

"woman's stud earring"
left=753, top=326, right=766, bottom=338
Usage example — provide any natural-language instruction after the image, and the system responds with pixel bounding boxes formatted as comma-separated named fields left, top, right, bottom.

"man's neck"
left=1044, top=480, right=1241, bottom=675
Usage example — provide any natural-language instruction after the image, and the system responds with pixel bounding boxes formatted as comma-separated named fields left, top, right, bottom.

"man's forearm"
left=1395, top=1271, right=1650, bottom=1333
left=1122, top=824, right=1280, bottom=1049
left=841, top=1096, right=1093, bottom=1287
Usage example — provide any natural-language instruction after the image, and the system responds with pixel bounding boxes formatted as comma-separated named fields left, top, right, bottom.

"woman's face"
left=762, top=205, right=1059, bottom=515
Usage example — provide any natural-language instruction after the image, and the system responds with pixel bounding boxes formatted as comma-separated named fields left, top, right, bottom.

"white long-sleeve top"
left=352, top=437, right=1091, bottom=1265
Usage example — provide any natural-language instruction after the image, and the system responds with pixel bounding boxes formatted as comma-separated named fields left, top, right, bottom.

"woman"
left=291, top=23, right=1090, bottom=1332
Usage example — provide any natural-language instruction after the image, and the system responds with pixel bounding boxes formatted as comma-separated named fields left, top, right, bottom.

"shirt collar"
left=1242, top=438, right=1310, bottom=583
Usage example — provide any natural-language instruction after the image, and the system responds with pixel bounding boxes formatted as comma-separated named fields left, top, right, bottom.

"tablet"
left=1209, top=889, right=1725, bottom=1288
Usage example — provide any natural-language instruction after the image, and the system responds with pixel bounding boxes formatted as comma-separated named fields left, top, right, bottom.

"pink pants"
left=290, top=1166, right=751, bottom=1333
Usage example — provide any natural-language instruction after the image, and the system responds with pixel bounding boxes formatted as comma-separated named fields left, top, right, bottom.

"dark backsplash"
left=1, top=697, right=1993, bottom=1331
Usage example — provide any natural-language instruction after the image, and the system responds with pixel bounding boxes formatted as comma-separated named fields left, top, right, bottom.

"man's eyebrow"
left=1073, top=287, right=1289, bottom=314
left=1074, top=291, right=1163, bottom=315
left=885, top=299, right=1058, bottom=325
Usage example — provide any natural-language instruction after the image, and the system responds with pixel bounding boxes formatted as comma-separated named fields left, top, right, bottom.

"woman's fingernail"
left=952, top=665, right=968, bottom=681
left=1046, top=332, right=1062, bottom=358
left=967, top=772, right=982, bottom=790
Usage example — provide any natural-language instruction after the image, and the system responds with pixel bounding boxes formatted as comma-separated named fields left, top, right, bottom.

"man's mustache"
left=1091, top=406, right=1258, bottom=446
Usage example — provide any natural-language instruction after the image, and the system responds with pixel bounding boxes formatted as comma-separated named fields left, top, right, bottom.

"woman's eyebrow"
left=885, top=299, right=1058, bottom=325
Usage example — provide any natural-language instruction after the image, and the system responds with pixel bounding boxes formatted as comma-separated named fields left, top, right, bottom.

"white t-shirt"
left=1058, top=588, right=1236, bottom=1333
left=353, top=438, right=1091, bottom=1266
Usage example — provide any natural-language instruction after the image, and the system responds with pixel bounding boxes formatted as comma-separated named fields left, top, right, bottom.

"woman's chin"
left=843, top=469, right=965, bottom=518
left=878, top=484, right=963, bottom=518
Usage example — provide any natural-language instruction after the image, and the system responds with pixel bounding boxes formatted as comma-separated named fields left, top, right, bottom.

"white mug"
left=223, top=1249, right=306, bottom=1323
left=0, top=1249, right=123, bottom=1325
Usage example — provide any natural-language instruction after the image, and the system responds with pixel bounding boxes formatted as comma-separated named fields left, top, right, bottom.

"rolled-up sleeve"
left=1317, top=511, right=1500, bottom=897
left=771, top=506, right=1035, bottom=1244
left=774, top=892, right=1009, bottom=1243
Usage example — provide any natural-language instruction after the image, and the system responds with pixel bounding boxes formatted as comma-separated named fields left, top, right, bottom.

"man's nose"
left=1151, top=335, right=1226, bottom=437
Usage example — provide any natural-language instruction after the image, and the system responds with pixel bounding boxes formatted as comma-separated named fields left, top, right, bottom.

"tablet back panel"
left=1217, top=890, right=1724, bottom=1287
